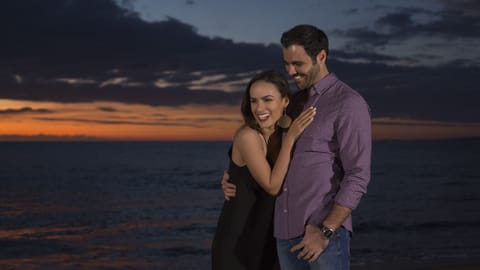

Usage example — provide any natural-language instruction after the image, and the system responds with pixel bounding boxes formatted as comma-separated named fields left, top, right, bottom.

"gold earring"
left=277, top=108, right=292, bottom=128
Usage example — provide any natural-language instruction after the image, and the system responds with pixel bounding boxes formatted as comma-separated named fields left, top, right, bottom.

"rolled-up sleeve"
left=334, top=94, right=372, bottom=210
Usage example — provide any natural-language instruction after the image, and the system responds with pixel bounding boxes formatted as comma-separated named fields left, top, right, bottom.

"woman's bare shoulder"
left=234, top=125, right=258, bottom=141
left=232, top=126, right=263, bottom=166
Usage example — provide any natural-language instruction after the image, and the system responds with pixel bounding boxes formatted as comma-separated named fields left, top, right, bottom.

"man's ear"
left=316, top=49, right=327, bottom=64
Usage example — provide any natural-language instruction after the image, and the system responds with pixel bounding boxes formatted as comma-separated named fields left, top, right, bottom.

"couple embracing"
left=211, top=24, right=371, bottom=270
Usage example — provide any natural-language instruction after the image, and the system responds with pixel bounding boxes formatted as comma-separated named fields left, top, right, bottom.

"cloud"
left=32, top=117, right=200, bottom=127
left=0, top=0, right=277, bottom=106
left=328, top=59, right=480, bottom=122
left=0, top=1, right=280, bottom=74
left=14, top=74, right=23, bottom=84
left=97, top=106, right=118, bottom=112
left=373, top=118, right=480, bottom=127
left=1, top=82, right=244, bottom=106
left=376, top=1, right=480, bottom=40
left=32, top=116, right=238, bottom=128
left=331, top=50, right=401, bottom=64
left=0, top=134, right=98, bottom=142
left=440, top=0, right=480, bottom=17
left=333, top=1, right=480, bottom=66
left=0, top=0, right=479, bottom=126
left=99, top=77, right=144, bottom=88
left=0, top=107, right=54, bottom=114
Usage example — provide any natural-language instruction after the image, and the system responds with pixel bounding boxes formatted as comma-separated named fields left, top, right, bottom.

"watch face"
left=322, top=226, right=334, bottom=239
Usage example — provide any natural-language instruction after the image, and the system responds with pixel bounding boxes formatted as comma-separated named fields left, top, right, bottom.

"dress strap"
left=256, top=131, right=268, bottom=157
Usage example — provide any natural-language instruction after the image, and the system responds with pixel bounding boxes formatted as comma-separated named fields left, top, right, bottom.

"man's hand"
left=221, top=170, right=236, bottom=200
left=290, top=224, right=329, bottom=262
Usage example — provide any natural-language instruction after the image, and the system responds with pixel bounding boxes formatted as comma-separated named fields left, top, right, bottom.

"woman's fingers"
left=293, top=107, right=316, bottom=128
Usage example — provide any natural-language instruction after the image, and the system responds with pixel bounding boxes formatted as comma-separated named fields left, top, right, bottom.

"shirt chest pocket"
left=298, top=114, right=335, bottom=148
left=293, top=136, right=335, bottom=168
left=295, top=135, right=331, bottom=153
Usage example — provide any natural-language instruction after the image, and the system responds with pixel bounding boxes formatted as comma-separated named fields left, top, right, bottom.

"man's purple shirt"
left=274, top=73, right=372, bottom=239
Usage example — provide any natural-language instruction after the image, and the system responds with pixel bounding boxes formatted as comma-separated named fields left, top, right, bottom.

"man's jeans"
left=276, top=226, right=350, bottom=270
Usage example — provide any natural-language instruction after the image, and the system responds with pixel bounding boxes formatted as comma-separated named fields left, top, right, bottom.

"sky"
left=1, top=0, right=480, bottom=141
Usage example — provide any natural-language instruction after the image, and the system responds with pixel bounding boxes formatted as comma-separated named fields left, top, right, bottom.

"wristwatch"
left=320, top=224, right=335, bottom=240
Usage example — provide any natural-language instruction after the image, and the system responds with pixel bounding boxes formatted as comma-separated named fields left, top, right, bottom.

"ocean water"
left=0, top=140, right=479, bottom=269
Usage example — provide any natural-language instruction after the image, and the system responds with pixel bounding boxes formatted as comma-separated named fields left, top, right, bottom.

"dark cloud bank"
left=1, top=0, right=479, bottom=123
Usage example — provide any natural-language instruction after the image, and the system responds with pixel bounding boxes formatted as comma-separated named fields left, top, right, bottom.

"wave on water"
left=1, top=140, right=479, bottom=269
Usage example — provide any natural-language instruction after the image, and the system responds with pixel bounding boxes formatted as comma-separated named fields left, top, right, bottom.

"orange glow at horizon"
left=372, top=118, right=480, bottom=141
left=0, top=99, right=242, bottom=141
left=1, top=99, right=480, bottom=141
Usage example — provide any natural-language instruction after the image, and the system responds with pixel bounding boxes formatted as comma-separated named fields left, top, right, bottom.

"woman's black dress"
left=211, top=150, right=279, bottom=270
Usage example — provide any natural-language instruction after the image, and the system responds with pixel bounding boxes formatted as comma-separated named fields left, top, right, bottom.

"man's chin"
left=295, top=83, right=306, bottom=90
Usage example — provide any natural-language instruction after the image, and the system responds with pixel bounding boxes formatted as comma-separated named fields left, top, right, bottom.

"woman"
left=211, top=70, right=316, bottom=270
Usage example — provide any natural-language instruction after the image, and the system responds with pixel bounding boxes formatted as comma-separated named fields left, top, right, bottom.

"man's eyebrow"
left=284, top=60, right=302, bottom=65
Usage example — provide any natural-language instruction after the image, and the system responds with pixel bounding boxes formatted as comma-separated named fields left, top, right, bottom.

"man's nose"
left=285, top=64, right=296, bottom=76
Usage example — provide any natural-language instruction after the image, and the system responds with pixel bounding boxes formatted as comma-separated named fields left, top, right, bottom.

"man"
left=222, top=24, right=371, bottom=270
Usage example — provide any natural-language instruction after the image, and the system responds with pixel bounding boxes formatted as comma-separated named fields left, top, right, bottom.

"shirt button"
left=283, top=188, right=287, bottom=192
left=283, top=209, right=288, bottom=213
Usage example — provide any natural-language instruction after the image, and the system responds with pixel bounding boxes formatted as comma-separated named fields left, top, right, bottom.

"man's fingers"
left=290, top=242, right=304, bottom=253
left=302, top=250, right=314, bottom=261
left=225, top=190, right=235, bottom=197
left=297, top=249, right=308, bottom=259
left=309, top=251, right=321, bottom=263
left=222, top=184, right=236, bottom=192
left=297, top=248, right=321, bottom=261
left=221, top=181, right=235, bottom=190
left=221, top=178, right=228, bottom=185
left=220, top=169, right=235, bottom=201
left=224, top=186, right=235, bottom=192
left=222, top=170, right=230, bottom=181
left=291, top=240, right=324, bottom=261
left=298, top=248, right=317, bottom=260
left=222, top=181, right=236, bottom=201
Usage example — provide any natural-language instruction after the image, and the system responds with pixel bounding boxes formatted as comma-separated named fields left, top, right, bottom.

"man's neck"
left=312, top=70, right=330, bottom=87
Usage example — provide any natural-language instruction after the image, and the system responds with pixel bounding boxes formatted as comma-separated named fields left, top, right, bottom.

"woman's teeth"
left=257, top=113, right=269, bottom=120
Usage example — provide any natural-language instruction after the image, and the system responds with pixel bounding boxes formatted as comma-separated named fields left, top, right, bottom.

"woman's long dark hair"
left=240, top=70, right=291, bottom=162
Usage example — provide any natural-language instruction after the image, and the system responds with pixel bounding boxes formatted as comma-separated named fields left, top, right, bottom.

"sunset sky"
left=1, top=0, right=480, bottom=141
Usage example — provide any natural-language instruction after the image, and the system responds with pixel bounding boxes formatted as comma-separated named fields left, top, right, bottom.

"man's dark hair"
left=281, top=24, right=329, bottom=64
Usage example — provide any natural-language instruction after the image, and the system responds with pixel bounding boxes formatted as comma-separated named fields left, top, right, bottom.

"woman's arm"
left=237, top=107, right=316, bottom=195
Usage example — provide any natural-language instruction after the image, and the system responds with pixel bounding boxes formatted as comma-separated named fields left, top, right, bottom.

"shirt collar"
left=309, top=73, right=338, bottom=96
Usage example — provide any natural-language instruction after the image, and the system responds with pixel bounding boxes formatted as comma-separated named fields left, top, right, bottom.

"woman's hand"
left=285, top=106, right=316, bottom=142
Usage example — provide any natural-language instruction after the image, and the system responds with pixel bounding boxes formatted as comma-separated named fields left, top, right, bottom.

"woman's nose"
left=255, top=101, right=265, bottom=111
